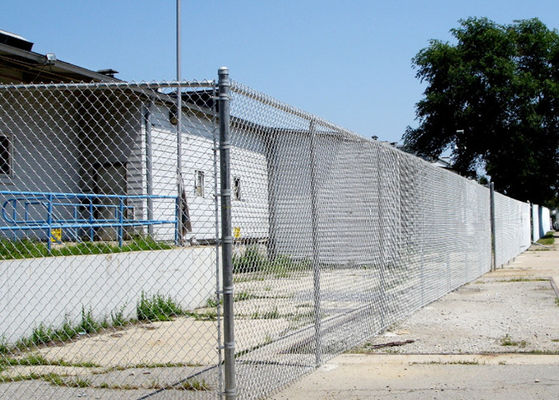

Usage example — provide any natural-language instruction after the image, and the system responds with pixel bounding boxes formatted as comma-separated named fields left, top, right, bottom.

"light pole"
left=176, top=0, right=183, bottom=244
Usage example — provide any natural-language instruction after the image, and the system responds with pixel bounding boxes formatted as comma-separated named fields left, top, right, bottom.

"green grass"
left=555, top=298, right=559, bottom=307
left=500, top=334, right=527, bottom=347
left=251, top=307, right=281, bottom=320
left=537, top=231, right=555, bottom=246
left=0, top=353, right=97, bottom=369
left=0, top=292, right=193, bottom=358
left=497, top=278, right=549, bottom=282
left=175, top=379, right=211, bottom=391
left=90, top=378, right=211, bottom=391
left=409, top=360, right=480, bottom=365
left=136, top=292, right=186, bottom=322
left=0, top=236, right=173, bottom=261
left=232, top=246, right=310, bottom=277
left=14, top=307, right=104, bottom=350
left=0, top=372, right=93, bottom=388
left=186, top=310, right=218, bottom=321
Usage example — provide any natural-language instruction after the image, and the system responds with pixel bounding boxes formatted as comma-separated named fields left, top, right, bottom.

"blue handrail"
left=0, top=191, right=178, bottom=251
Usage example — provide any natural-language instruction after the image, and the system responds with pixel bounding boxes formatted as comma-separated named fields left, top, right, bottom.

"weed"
left=79, top=307, right=100, bottom=334
left=537, top=231, right=555, bottom=246
left=110, top=306, right=127, bottom=327
left=517, top=349, right=559, bottom=355
left=555, top=298, right=559, bottom=307
left=251, top=307, right=280, bottom=319
left=176, top=379, right=211, bottom=391
left=129, top=361, right=202, bottom=368
left=0, top=337, right=8, bottom=355
left=233, top=246, right=267, bottom=273
left=0, top=353, right=101, bottom=369
left=69, top=377, right=92, bottom=388
left=206, top=297, right=222, bottom=308
left=186, top=310, right=218, bottom=321
left=136, top=292, right=185, bottom=322
left=410, top=360, right=479, bottom=365
left=0, top=372, right=43, bottom=383
left=497, top=278, right=549, bottom=282
left=42, top=373, right=66, bottom=386
left=500, top=334, right=526, bottom=347
left=551, top=339, right=559, bottom=343
left=234, top=291, right=255, bottom=302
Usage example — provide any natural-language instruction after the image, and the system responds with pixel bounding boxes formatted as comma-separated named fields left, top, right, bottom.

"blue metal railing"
left=0, top=191, right=178, bottom=250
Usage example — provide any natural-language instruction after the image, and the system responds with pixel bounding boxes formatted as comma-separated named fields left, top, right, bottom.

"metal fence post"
left=218, top=67, right=236, bottom=400
left=309, top=119, right=322, bottom=367
left=489, top=182, right=497, bottom=271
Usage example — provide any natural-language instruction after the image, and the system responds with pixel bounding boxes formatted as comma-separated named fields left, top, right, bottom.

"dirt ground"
left=270, top=233, right=559, bottom=400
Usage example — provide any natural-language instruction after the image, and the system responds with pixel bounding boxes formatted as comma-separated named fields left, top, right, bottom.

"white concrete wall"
left=0, top=247, right=217, bottom=344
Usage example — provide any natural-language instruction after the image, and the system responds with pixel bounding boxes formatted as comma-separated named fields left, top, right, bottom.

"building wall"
left=0, top=90, right=83, bottom=240
left=147, top=103, right=269, bottom=242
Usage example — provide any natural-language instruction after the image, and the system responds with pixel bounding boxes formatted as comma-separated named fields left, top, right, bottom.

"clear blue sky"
left=3, top=0, right=559, bottom=143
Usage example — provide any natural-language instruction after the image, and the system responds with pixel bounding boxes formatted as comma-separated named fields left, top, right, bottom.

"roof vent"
left=0, top=29, right=33, bottom=51
left=96, top=68, right=119, bottom=78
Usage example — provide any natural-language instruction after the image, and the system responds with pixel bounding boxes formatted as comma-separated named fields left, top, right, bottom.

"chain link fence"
left=0, top=71, right=536, bottom=400
left=228, top=82, right=497, bottom=399
left=0, top=81, right=226, bottom=399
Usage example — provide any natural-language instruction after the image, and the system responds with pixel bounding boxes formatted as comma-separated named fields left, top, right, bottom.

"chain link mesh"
left=0, top=78, right=536, bottom=400
left=0, top=81, right=224, bottom=399
left=228, top=81, right=529, bottom=400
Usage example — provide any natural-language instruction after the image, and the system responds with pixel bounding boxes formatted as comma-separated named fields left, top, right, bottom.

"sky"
left=3, top=0, right=559, bottom=144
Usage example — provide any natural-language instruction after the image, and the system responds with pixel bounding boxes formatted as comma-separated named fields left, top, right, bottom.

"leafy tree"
left=403, top=17, right=559, bottom=206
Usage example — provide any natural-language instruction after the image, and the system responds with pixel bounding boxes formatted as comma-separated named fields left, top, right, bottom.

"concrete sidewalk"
left=270, top=234, right=559, bottom=400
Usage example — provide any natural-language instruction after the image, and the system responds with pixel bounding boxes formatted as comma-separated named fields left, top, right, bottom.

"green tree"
left=403, top=17, right=559, bottom=206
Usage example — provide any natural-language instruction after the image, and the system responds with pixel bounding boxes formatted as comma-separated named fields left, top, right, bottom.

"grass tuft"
left=500, top=334, right=526, bottom=347
left=137, top=292, right=185, bottom=322
left=537, top=231, right=555, bottom=246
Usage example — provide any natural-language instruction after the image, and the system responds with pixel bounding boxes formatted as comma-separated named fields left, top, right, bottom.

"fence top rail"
left=0, top=190, right=177, bottom=200
left=231, top=80, right=359, bottom=138
left=0, top=80, right=215, bottom=91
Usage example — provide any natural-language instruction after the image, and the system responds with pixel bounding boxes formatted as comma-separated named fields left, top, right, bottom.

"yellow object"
left=233, top=227, right=241, bottom=239
left=51, top=228, right=62, bottom=243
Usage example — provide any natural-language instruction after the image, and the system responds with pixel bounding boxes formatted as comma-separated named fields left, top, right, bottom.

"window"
left=233, top=176, right=241, bottom=201
left=0, top=134, right=11, bottom=175
left=194, top=170, right=204, bottom=197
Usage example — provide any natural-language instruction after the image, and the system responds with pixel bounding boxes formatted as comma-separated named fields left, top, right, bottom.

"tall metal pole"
left=218, top=67, right=236, bottom=400
left=176, top=0, right=183, bottom=244
left=489, top=182, right=497, bottom=271
left=309, top=119, right=322, bottom=367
